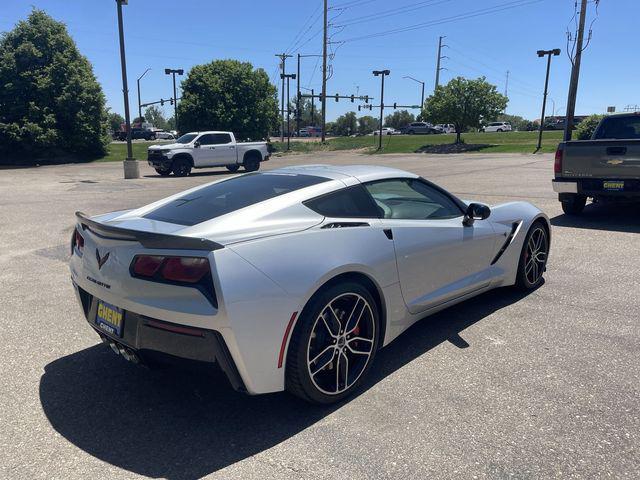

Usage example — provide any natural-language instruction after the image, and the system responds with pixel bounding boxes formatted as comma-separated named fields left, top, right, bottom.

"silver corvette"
left=70, top=164, right=550, bottom=403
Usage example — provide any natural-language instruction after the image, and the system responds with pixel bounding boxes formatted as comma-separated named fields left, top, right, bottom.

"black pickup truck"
left=115, top=128, right=157, bottom=141
left=552, top=112, right=640, bottom=214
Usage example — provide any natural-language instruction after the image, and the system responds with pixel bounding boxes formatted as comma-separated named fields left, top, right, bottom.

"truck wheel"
left=155, top=168, right=171, bottom=176
left=226, top=165, right=240, bottom=173
left=561, top=194, right=586, bottom=215
left=171, top=157, right=192, bottom=177
left=243, top=155, right=260, bottom=172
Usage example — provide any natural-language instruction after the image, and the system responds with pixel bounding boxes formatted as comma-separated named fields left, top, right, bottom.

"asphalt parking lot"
left=1, top=152, right=638, bottom=479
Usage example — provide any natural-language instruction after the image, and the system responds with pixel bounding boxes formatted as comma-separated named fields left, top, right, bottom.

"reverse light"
left=554, top=146, right=563, bottom=174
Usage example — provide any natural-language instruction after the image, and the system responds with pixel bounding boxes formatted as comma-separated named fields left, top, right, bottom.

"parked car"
left=552, top=112, right=640, bottom=215
left=116, top=128, right=157, bottom=141
left=402, top=122, right=440, bottom=135
left=373, top=127, right=397, bottom=136
left=147, top=131, right=270, bottom=176
left=481, top=122, right=512, bottom=133
left=154, top=131, right=176, bottom=140
left=434, top=124, right=456, bottom=134
left=70, top=165, right=550, bottom=403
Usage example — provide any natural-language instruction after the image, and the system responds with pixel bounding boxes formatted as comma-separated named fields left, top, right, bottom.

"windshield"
left=144, top=173, right=329, bottom=226
left=175, top=133, right=198, bottom=144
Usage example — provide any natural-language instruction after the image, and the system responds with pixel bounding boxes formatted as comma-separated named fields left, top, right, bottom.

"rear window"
left=594, top=116, right=640, bottom=139
left=144, top=173, right=328, bottom=226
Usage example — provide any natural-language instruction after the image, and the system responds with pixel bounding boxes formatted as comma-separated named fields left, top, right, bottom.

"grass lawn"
left=272, top=130, right=563, bottom=155
left=96, top=141, right=173, bottom=162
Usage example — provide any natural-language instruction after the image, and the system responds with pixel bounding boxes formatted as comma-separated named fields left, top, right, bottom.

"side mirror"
left=463, top=203, right=491, bottom=226
left=193, top=141, right=200, bottom=148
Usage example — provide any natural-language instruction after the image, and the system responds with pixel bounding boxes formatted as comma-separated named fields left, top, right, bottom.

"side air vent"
left=321, top=222, right=370, bottom=229
left=490, top=221, right=522, bottom=265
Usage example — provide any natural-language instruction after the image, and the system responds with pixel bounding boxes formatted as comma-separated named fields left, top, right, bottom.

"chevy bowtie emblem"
left=607, top=159, right=623, bottom=165
left=96, top=249, right=110, bottom=270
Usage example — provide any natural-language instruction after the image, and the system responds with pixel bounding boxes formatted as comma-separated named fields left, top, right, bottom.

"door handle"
left=606, top=146, right=626, bottom=155
left=229, top=146, right=235, bottom=149
left=383, top=229, right=393, bottom=240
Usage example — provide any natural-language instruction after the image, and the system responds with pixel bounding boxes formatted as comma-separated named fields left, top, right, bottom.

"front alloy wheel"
left=286, top=282, right=379, bottom=403
left=516, top=221, right=549, bottom=290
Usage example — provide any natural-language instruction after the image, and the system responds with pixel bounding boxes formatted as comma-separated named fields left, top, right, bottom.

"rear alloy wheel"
left=286, top=282, right=380, bottom=404
left=155, top=168, right=171, bottom=176
left=561, top=194, right=587, bottom=215
left=171, top=157, right=192, bottom=177
left=516, top=222, right=549, bottom=290
left=243, top=155, right=260, bottom=172
left=226, top=164, right=240, bottom=173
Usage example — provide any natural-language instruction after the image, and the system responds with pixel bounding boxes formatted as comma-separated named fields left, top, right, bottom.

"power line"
left=284, top=3, right=323, bottom=54
left=335, top=0, right=452, bottom=27
left=337, top=0, right=548, bottom=43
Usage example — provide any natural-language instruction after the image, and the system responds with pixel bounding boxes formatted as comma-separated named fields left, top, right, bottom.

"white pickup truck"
left=147, top=131, right=270, bottom=176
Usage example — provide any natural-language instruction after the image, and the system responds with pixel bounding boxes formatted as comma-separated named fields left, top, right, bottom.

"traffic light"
left=350, top=95, right=355, bottom=103
left=335, top=94, right=339, bottom=102
left=364, top=95, right=369, bottom=103
left=170, top=98, right=174, bottom=105
left=160, top=99, right=165, bottom=106
left=393, top=102, right=397, bottom=109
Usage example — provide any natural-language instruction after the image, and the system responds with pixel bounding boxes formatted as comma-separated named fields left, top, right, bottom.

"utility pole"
left=536, top=49, right=561, bottom=152
left=136, top=68, right=151, bottom=121
left=373, top=69, right=390, bottom=150
left=281, top=73, right=296, bottom=150
left=165, top=68, right=183, bottom=133
left=311, top=88, right=315, bottom=126
left=564, top=0, right=588, bottom=141
left=504, top=70, right=510, bottom=97
left=115, top=0, right=138, bottom=179
left=434, top=36, right=447, bottom=91
left=321, top=0, right=328, bottom=142
left=275, top=53, right=292, bottom=142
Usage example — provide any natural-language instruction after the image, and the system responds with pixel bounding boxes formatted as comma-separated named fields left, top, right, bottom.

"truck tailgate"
left=563, top=139, right=640, bottom=179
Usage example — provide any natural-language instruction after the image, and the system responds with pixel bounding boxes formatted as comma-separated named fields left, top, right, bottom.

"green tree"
left=0, top=9, right=108, bottom=162
left=422, top=77, right=508, bottom=143
left=332, top=112, right=357, bottom=136
left=358, top=115, right=378, bottom=135
left=107, top=111, right=124, bottom=134
left=144, top=106, right=168, bottom=130
left=384, top=110, right=415, bottom=129
left=575, top=114, right=605, bottom=140
left=289, top=98, right=321, bottom=127
left=178, top=59, right=278, bottom=140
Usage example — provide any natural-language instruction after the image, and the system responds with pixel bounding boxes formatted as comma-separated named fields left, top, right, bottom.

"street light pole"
left=281, top=73, right=296, bottom=150
left=136, top=67, right=151, bottom=121
left=536, top=49, right=561, bottom=152
left=115, top=0, right=138, bottom=179
left=403, top=75, right=425, bottom=108
left=165, top=68, right=184, bottom=133
left=373, top=69, right=390, bottom=151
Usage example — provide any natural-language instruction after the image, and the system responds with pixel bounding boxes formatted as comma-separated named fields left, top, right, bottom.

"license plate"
left=96, top=301, right=124, bottom=337
left=603, top=180, right=624, bottom=191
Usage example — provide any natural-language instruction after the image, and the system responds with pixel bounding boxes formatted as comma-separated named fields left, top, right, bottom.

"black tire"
left=155, top=168, right=171, bottom=176
left=497, top=129, right=504, bottom=132
left=226, top=164, right=240, bottom=173
left=243, top=154, right=260, bottom=172
left=561, top=194, right=587, bottom=215
left=286, top=281, right=380, bottom=404
left=515, top=220, right=549, bottom=290
left=171, top=157, right=192, bottom=177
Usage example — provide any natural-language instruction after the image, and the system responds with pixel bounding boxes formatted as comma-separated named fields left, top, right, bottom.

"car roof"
left=272, top=164, right=418, bottom=183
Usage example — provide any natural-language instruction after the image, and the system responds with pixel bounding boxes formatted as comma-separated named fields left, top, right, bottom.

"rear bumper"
left=553, top=178, right=640, bottom=197
left=73, top=282, right=246, bottom=392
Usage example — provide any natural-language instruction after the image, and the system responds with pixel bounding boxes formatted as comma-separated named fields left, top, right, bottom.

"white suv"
left=482, top=122, right=512, bottom=133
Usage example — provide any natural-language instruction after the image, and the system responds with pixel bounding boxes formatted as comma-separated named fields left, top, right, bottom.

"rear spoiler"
left=75, top=211, right=223, bottom=251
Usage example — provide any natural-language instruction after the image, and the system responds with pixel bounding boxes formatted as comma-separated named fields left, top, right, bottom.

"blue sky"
left=3, top=0, right=638, bottom=122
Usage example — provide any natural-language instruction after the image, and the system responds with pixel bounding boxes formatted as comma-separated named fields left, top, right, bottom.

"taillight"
left=130, top=255, right=216, bottom=307
left=72, top=229, right=84, bottom=255
left=554, top=146, right=563, bottom=174
left=131, top=255, right=210, bottom=283
left=161, top=257, right=210, bottom=283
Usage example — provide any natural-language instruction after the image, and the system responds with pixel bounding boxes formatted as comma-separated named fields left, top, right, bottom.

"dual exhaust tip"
left=101, top=335, right=140, bottom=364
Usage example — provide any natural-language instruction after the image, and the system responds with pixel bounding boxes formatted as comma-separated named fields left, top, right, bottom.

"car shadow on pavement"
left=143, top=170, right=235, bottom=179
left=40, top=287, right=532, bottom=480
left=550, top=202, right=640, bottom=234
